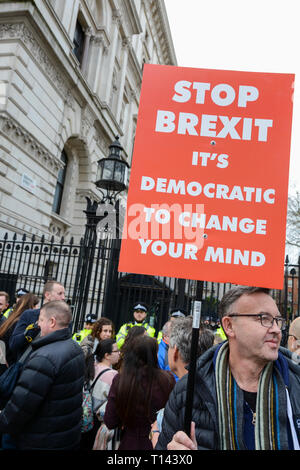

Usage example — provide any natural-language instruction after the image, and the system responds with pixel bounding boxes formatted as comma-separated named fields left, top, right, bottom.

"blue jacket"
left=9, top=308, right=40, bottom=359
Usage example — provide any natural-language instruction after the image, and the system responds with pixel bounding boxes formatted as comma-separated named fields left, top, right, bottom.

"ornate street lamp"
left=95, top=136, right=129, bottom=202
left=93, top=135, right=128, bottom=320
left=72, top=136, right=129, bottom=331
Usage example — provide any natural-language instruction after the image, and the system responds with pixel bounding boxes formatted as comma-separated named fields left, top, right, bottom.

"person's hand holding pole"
left=167, top=422, right=197, bottom=450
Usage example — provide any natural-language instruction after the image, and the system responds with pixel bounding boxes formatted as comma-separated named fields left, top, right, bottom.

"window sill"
left=50, top=212, right=72, bottom=239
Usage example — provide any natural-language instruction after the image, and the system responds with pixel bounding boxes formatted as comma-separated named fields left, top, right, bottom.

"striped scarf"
left=215, top=342, right=289, bottom=450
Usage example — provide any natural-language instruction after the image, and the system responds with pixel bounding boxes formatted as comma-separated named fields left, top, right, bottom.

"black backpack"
left=0, top=345, right=32, bottom=409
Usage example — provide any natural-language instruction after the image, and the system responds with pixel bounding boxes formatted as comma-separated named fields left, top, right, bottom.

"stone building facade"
left=0, top=0, right=176, bottom=242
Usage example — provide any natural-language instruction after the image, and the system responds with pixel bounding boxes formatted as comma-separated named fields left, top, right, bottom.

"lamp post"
left=95, top=135, right=129, bottom=241
left=95, top=136, right=129, bottom=202
left=95, top=136, right=129, bottom=319
left=72, top=136, right=129, bottom=331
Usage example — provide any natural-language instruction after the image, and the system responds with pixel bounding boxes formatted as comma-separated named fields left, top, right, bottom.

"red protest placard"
left=118, top=64, right=294, bottom=289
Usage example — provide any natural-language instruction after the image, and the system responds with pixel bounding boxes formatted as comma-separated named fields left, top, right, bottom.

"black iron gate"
left=0, top=231, right=198, bottom=332
left=0, top=230, right=299, bottom=333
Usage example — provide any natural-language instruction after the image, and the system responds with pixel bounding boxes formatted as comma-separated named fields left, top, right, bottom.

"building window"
left=73, top=19, right=85, bottom=64
left=52, top=150, right=68, bottom=215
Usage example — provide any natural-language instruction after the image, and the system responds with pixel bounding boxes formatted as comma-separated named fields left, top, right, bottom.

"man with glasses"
left=156, top=285, right=300, bottom=450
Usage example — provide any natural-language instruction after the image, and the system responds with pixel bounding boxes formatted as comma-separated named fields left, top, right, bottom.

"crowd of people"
left=0, top=283, right=299, bottom=451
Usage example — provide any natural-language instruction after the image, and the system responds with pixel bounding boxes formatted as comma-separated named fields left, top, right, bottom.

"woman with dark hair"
left=104, top=335, right=175, bottom=450
left=115, top=325, right=147, bottom=371
left=93, top=339, right=119, bottom=414
left=80, top=317, right=115, bottom=358
left=0, top=293, right=40, bottom=366
left=80, top=338, right=119, bottom=450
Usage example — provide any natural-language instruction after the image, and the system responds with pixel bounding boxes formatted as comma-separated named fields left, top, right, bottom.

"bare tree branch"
left=286, top=191, right=300, bottom=249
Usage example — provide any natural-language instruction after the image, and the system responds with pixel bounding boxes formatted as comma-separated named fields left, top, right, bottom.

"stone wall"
left=0, top=0, right=176, bottom=241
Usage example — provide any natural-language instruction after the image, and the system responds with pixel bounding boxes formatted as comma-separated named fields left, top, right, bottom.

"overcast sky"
left=164, top=0, right=300, bottom=195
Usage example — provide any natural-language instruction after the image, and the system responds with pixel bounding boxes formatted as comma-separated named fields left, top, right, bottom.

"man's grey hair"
left=162, top=321, right=171, bottom=338
left=41, top=300, right=71, bottom=328
left=169, top=316, right=214, bottom=364
left=218, top=285, right=270, bottom=319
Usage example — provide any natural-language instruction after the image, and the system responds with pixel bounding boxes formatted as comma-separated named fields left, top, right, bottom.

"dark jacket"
left=156, top=345, right=300, bottom=450
left=0, top=328, right=85, bottom=450
left=156, top=345, right=219, bottom=450
left=104, top=370, right=175, bottom=450
left=9, top=308, right=40, bottom=359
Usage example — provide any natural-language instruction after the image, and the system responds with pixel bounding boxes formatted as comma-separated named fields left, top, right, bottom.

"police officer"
left=7, top=287, right=30, bottom=319
left=15, top=287, right=29, bottom=300
left=0, top=291, right=11, bottom=321
left=116, top=302, right=155, bottom=349
left=1, top=288, right=30, bottom=321
left=215, top=321, right=227, bottom=341
left=72, top=313, right=97, bottom=344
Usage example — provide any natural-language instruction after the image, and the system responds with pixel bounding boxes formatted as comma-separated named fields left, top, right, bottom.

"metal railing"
left=0, top=231, right=299, bottom=334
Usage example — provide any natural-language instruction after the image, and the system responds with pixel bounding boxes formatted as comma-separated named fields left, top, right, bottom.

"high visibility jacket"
left=72, top=328, right=92, bottom=344
left=3, top=308, right=13, bottom=319
left=157, top=330, right=163, bottom=344
left=116, top=321, right=156, bottom=349
left=216, top=326, right=226, bottom=340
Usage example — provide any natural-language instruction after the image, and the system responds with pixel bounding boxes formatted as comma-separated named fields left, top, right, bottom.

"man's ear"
left=173, top=345, right=180, bottom=361
left=169, top=345, right=178, bottom=364
left=290, top=336, right=297, bottom=352
left=221, top=317, right=234, bottom=339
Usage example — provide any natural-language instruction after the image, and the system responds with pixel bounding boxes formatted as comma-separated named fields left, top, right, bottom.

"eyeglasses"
left=227, top=313, right=286, bottom=330
left=111, top=350, right=120, bottom=354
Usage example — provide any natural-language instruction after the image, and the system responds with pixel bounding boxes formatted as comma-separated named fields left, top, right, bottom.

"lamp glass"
left=102, top=159, right=114, bottom=181
left=114, top=161, right=124, bottom=183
